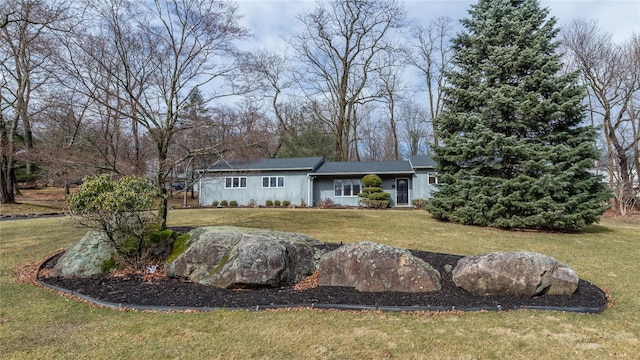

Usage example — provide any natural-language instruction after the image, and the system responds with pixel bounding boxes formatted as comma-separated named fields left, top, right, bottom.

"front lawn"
left=1, top=209, right=638, bottom=359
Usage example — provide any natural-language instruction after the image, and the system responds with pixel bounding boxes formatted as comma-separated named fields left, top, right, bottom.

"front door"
left=396, top=178, right=409, bottom=206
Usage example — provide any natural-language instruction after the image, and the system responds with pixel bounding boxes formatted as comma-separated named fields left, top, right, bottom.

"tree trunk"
left=0, top=111, right=17, bottom=204
left=0, top=157, right=16, bottom=204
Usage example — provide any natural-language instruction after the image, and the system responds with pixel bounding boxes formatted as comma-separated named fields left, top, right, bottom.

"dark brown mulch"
left=37, top=244, right=608, bottom=312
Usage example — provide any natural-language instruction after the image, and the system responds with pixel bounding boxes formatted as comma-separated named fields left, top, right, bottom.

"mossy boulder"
left=51, top=231, right=115, bottom=278
left=165, top=226, right=324, bottom=288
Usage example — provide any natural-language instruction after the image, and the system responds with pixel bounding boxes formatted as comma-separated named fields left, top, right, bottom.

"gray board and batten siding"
left=197, top=156, right=438, bottom=208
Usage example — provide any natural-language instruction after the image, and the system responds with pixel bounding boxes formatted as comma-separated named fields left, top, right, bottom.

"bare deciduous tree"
left=563, top=20, right=640, bottom=214
left=398, top=100, right=430, bottom=157
left=0, top=0, right=73, bottom=204
left=374, top=51, right=407, bottom=160
left=241, top=49, right=295, bottom=158
left=291, top=0, right=405, bottom=161
left=69, top=0, right=249, bottom=227
left=407, top=17, right=453, bottom=148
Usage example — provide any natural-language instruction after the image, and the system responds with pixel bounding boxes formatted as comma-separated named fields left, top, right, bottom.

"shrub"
left=358, top=174, right=391, bottom=209
left=66, top=174, right=161, bottom=268
left=282, top=200, right=291, bottom=207
left=317, top=198, right=334, bottom=208
left=359, top=199, right=390, bottom=209
left=220, top=200, right=228, bottom=207
left=412, top=198, right=427, bottom=210
left=274, top=200, right=281, bottom=207
left=300, top=198, right=307, bottom=207
left=212, top=200, right=219, bottom=207
left=248, top=199, right=257, bottom=207
left=368, top=192, right=391, bottom=201
left=100, top=256, right=118, bottom=273
left=265, top=199, right=274, bottom=207
left=229, top=200, right=238, bottom=207
left=362, top=174, right=383, bottom=187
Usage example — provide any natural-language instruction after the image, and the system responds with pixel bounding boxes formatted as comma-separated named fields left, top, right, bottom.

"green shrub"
left=282, top=200, right=291, bottom=207
left=368, top=192, right=391, bottom=201
left=212, top=200, right=219, bottom=207
left=66, top=174, right=160, bottom=268
left=359, top=187, right=384, bottom=196
left=359, top=199, right=390, bottom=209
left=362, top=174, right=383, bottom=187
left=147, top=224, right=173, bottom=244
left=358, top=174, right=391, bottom=209
left=100, top=256, right=119, bottom=273
left=229, top=200, right=238, bottom=207
left=274, top=200, right=281, bottom=207
left=220, top=200, right=228, bottom=207
left=266, top=199, right=273, bottom=207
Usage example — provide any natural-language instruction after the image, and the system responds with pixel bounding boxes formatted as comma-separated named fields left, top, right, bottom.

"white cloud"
left=235, top=0, right=639, bottom=49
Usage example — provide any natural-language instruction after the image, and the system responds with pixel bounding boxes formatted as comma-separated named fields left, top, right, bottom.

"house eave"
left=312, top=171, right=415, bottom=176
left=198, top=167, right=315, bottom=173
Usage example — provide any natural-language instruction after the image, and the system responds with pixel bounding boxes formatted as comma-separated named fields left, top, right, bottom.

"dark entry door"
left=396, top=178, right=409, bottom=205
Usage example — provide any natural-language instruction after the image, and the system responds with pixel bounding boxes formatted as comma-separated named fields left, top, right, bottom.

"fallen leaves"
left=292, top=270, right=319, bottom=291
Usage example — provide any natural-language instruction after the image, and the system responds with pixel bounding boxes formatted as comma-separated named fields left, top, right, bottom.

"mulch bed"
left=36, top=245, right=609, bottom=312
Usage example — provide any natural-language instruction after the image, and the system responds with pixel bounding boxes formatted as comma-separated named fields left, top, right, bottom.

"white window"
left=262, top=176, right=285, bottom=188
left=428, top=173, right=438, bottom=185
left=334, top=179, right=362, bottom=197
left=225, top=176, right=247, bottom=189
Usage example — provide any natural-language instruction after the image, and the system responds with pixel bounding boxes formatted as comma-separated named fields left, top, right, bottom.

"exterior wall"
left=199, top=171, right=309, bottom=207
left=412, top=169, right=438, bottom=201
left=199, top=168, right=439, bottom=208
left=313, top=177, right=364, bottom=207
left=314, top=175, right=415, bottom=207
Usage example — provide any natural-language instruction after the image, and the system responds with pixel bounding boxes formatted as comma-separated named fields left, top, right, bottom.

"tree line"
left=1, top=0, right=638, bottom=223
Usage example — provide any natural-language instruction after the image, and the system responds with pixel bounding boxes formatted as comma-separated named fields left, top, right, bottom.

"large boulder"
left=165, top=227, right=244, bottom=282
left=317, top=242, right=441, bottom=292
left=51, top=231, right=115, bottom=278
left=165, top=226, right=324, bottom=288
left=452, top=252, right=579, bottom=298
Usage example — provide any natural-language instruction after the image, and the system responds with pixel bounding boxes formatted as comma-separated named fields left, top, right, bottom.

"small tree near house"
left=358, top=174, right=391, bottom=208
left=66, top=175, right=173, bottom=269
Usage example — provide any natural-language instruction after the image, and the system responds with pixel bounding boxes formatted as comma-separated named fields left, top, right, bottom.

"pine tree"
left=426, top=0, right=611, bottom=231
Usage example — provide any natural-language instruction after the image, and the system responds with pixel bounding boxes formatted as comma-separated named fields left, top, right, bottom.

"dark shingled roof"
left=314, top=160, right=414, bottom=175
left=203, top=157, right=324, bottom=172
left=200, top=156, right=437, bottom=174
left=409, top=155, right=437, bottom=168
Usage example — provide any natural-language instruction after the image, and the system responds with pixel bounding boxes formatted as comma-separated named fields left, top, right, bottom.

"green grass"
left=1, top=209, right=639, bottom=359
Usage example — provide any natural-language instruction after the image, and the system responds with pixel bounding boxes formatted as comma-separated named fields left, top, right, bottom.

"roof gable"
left=408, top=155, right=437, bottom=169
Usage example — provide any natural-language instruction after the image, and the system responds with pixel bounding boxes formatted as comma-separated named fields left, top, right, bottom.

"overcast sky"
left=235, top=0, right=640, bottom=50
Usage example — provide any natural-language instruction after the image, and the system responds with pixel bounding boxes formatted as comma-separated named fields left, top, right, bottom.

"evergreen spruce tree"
left=426, top=0, right=611, bottom=231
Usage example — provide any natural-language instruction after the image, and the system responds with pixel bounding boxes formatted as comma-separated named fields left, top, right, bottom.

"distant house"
left=197, top=156, right=438, bottom=207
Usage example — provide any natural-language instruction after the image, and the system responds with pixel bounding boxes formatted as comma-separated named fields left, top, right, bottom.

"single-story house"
left=197, top=156, right=438, bottom=208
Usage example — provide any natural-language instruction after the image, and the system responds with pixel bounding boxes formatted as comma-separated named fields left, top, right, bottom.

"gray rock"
left=51, top=231, right=115, bottom=278
left=165, top=226, right=243, bottom=282
left=165, top=226, right=323, bottom=288
left=452, top=252, right=579, bottom=298
left=317, top=242, right=441, bottom=292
